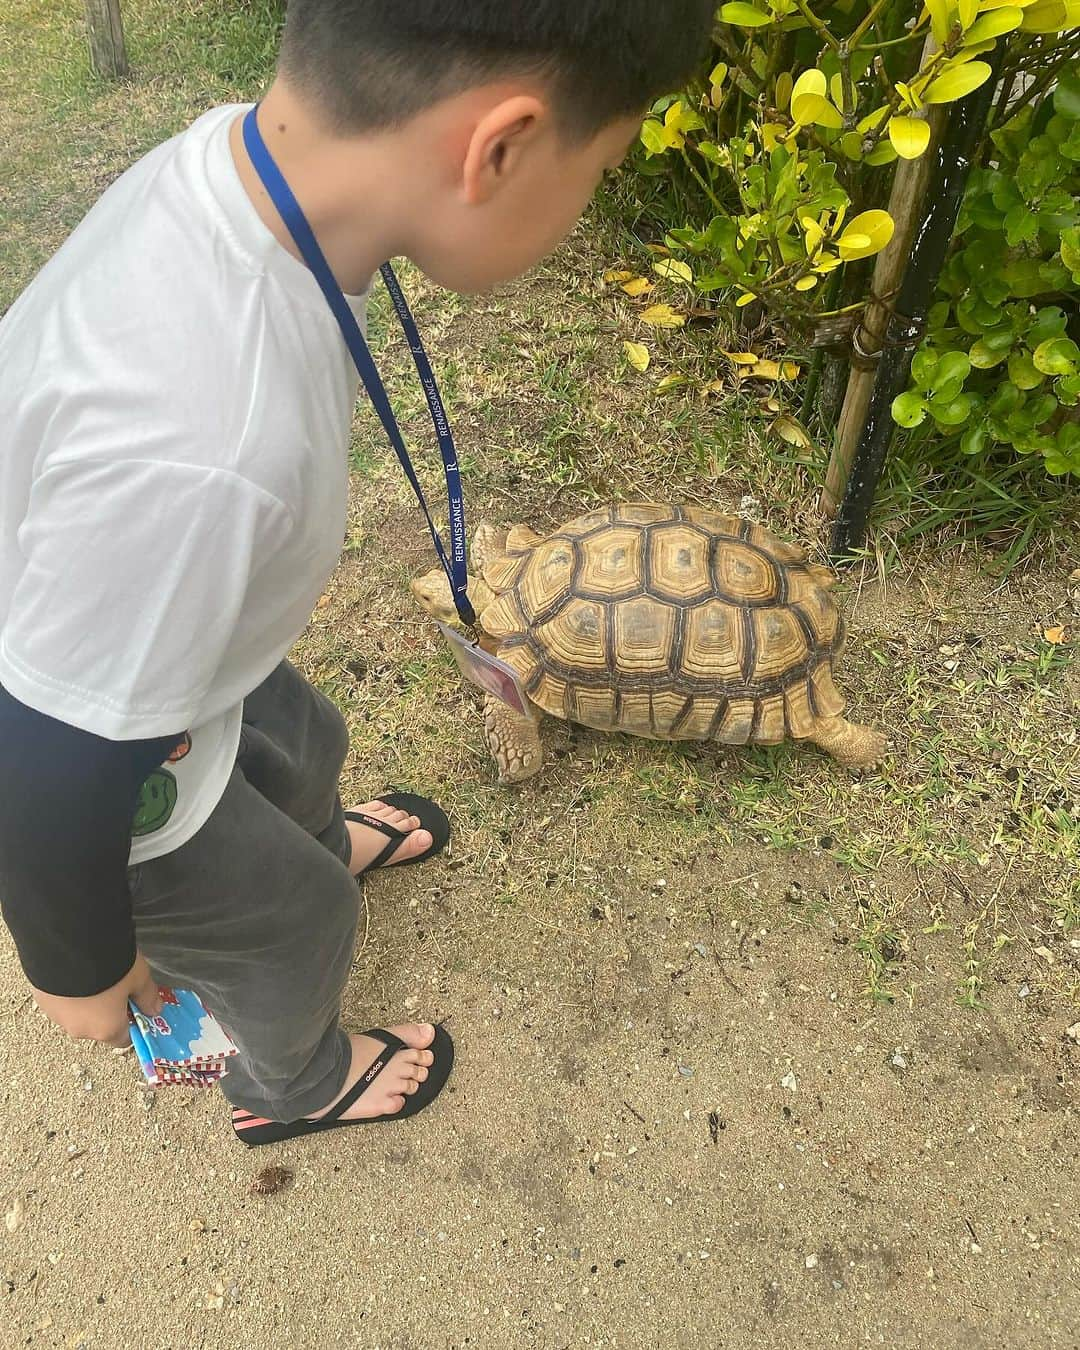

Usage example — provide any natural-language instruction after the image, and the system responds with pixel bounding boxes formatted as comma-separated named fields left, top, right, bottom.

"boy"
left=0, top=1, right=712, bottom=1146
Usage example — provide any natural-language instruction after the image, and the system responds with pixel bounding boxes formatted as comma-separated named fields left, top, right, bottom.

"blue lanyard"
left=241, top=105, right=476, bottom=628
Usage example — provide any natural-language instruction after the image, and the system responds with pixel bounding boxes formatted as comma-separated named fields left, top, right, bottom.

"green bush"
left=892, top=72, right=1080, bottom=477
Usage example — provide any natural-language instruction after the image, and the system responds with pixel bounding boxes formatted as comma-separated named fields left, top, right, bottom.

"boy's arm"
left=0, top=681, right=181, bottom=1034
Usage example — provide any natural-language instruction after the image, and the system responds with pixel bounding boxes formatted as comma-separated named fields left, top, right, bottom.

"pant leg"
left=235, top=659, right=351, bottom=865
left=129, top=762, right=360, bottom=1120
left=128, top=661, right=359, bottom=1121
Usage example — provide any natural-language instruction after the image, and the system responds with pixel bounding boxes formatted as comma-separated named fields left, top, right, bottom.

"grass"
left=4, top=1, right=1078, bottom=1012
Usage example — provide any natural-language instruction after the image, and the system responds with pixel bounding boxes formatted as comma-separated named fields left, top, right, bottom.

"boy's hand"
left=31, top=953, right=164, bottom=1048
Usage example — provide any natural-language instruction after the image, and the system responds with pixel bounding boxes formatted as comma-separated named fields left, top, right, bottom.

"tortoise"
left=411, top=503, right=885, bottom=783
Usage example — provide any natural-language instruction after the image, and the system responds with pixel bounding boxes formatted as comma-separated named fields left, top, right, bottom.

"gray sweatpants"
left=129, top=661, right=358, bottom=1121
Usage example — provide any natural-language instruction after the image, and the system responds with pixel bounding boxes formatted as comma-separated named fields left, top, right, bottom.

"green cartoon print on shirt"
left=130, top=733, right=191, bottom=837
left=132, top=770, right=177, bottom=836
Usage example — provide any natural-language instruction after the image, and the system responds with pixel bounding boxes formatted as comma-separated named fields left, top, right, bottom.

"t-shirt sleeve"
left=0, top=681, right=182, bottom=996
left=0, top=457, right=291, bottom=740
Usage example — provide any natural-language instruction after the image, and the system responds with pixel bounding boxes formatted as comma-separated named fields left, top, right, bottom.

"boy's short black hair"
left=279, top=1, right=715, bottom=139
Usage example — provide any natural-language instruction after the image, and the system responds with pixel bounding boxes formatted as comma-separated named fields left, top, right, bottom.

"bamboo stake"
left=821, top=38, right=945, bottom=516
left=84, top=0, right=128, bottom=81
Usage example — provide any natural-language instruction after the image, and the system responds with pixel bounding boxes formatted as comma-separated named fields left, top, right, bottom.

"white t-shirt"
left=0, top=105, right=367, bottom=863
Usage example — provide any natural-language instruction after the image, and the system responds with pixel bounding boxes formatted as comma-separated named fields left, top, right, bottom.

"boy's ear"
left=461, top=94, right=548, bottom=206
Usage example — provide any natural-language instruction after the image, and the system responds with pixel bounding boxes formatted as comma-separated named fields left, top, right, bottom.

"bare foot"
left=307, top=1023, right=436, bottom=1122
left=345, top=800, right=433, bottom=876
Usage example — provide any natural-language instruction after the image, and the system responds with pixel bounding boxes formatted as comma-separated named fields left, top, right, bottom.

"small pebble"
left=780, top=1071, right=798, bottom=1092
left=805, top=1253, right=818, bottom=1269
left=1065, top=1022, right=1080, bottom=1044
left=678, top=1065, right=694, bottom=1078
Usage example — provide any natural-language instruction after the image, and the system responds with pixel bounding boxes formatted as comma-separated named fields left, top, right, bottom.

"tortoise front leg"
left=483, top=693, right=545, bottom=783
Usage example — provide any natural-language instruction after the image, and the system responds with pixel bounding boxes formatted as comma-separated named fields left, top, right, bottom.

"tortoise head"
left=410, top=566, right=494, bottom=627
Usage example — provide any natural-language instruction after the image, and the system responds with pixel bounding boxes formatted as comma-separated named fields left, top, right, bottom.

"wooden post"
left=85, top=0, right=128, bottom=80
left=821, top=39, right=945, bottom=516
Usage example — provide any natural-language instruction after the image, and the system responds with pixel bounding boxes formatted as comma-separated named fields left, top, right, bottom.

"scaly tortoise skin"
left=411, top=503, right=885, bottom=783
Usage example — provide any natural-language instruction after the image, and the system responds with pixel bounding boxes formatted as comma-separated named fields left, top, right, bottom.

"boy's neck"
left=229, top=80, right=415, bottom=295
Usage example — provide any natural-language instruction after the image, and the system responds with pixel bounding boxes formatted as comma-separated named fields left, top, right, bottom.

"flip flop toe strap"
left=344, top=810, right=412, bottom=873
left=321, top=1029, right=407, bottom=1124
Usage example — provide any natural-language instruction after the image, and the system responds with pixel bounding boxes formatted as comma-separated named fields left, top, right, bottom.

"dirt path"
left=2, top=3, right=1078, bottom=1344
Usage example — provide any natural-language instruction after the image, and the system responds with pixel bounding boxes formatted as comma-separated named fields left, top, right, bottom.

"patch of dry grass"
left=4, top=0, right=1078, bottom=1014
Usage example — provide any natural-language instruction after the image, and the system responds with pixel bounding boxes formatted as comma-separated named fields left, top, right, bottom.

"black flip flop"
left=346, top=792, right=450, bottom=876
left=231, top=1023, right=454, bottom=1147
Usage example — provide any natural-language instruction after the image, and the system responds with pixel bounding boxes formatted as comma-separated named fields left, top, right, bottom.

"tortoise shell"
left=479, top=503, right=846, bottom=745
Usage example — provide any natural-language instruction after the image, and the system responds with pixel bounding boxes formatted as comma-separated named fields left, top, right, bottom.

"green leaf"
left=1056, top=372, right=1080, bottom=405
left=929, top=393, right=975, bottom=426
left=960, top=422, right=989, bottom=455
left=1004, top=204, right=1039, bottom=246
left=911, top=349, right=938, bottom=390
left=718, top=2, right=773, bottom=25
left=892, top=390, right=928, bottom=428
left=989, top=382, right=1023, bottom=416
left=1008, top=350, right=1045, bottom=389
left=1033, top=337, right=1079, bottom=375
left=639, top=120, right=669, bottom=157
left=970, top=338, right=1011, bottom=368
left=923, top=62, right=993, bottom=105
left=865, top=141, right=899, bottom=166
left=1027, top=307, right=1069, bottom=347
left=1059, top=226, right=1080, bottom=278
left=931, top=351, right=971, bottom=391
left=1054, top=70, right=1080, bottom=121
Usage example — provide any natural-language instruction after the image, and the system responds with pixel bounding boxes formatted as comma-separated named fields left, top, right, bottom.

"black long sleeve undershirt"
left=0, top=681, right=181, bottom=997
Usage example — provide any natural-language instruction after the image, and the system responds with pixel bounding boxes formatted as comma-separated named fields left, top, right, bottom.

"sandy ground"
left=2, top=843, right=1078, bottom=1350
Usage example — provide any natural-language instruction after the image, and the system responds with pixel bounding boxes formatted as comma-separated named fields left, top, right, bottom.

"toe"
left=385, top=1094, right=406, bottom=1115
left=414, top=1065, right=429, bottom=1084
left=404, top=1078, right=420, bottom=1095
left=388, top=1022, right=437, bottom=1051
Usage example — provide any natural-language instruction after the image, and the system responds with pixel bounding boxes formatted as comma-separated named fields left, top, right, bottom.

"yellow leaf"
left=723, top=350, right=760, bottom=365
left=775, top=70, right=793, bottom=111
left=709, top=61, right=729, bottom=88
left=749, top=359, right=800, bottom=381
left=603, top=269, right=635, bottom=283
left=761, top=122, right=786, bottom=151
left=640, top=304, right=687, bottom=329
left=838, top=210, right=895, bottom=259
left=656, top=373, right=688, bottom=392
left=795, top=275, right=819, bottom=291
left=958, top=0, right=979, bottom=26
left=888, top=115, right=931, bottom=159
left=1042, top=625, right=1068, bottom=644
left=622, top=277, right=654, bottom=296
left=791, top=92, right=844, bottom=129
left=623, top=341, right=650, bottom=372
left=857, top=104, right=890, bottom=134
left=644, top=243, right=671, bottom=255
left=653, top=258, right=694, bottom=284
left=830, top=73, right=845, bottom=108
left=801, top=216, right=825, bottom=254
left=924, top=0, right=953, bottom=44
left=894, top=80, right=924, bottom=112
left=704, top=379, right=726, bottom=394
left=837, top=232, right=872, bottom=257
left=791, top=68, right=827, bottom=104
left=772, top=415, right=814, bottom=449
left=1020, top=0, right=1073, bottom=28
left=965, top=4, right=1024, bottom=38
left=735, top=291, right=758, bottom=307
left=923, top=61, right=993, bottom=103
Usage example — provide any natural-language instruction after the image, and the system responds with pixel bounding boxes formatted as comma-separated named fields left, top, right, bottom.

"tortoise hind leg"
left=808, top=714, right=886, bottom=769
left=483, top=693, right=545, bottom=784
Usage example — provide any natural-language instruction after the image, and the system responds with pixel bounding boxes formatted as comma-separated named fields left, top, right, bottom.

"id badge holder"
left=437, top=621, right=532, bottom=718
